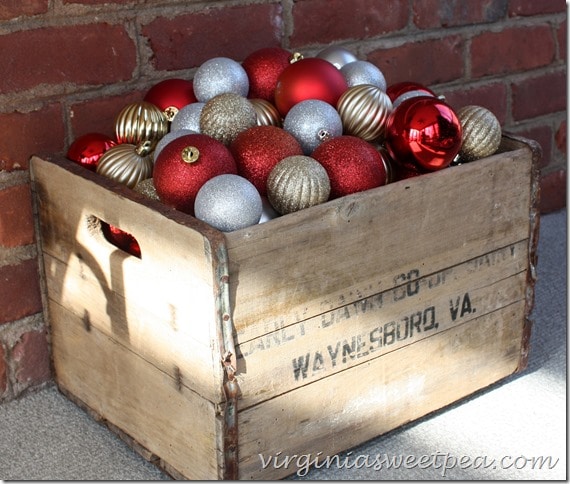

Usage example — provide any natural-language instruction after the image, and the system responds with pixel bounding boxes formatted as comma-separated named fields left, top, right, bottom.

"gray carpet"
left=1, top=209, right=566, bottom=481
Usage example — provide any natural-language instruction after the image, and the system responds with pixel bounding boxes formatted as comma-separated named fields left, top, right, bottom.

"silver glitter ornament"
left=283, top=100, right=343, bottom=155
left=340, top=61, right=387, bottom=91
left=153, top=129, right=196, bottom=163
left=194, top=174, right=263, bottom=232
left=457, top=105, right=502, bottom=162
left=200, top=93, right=257, bottom=145
left=96, top=141, right=154, bottom=189
left=267, top=155, right=331, bottom=215
left=170, top=103, right=205, bottom=133
left=316, top=46, right=358, bottom=69
left=193, top=57, right=249, bottom=103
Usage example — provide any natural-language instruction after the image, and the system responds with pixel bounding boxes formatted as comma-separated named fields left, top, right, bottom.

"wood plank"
left=237, top=301, right=527, bottom=480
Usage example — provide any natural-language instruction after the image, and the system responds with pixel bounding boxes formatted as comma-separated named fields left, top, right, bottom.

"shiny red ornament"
left=153, top=133, right=237, bottom=215
left=384, top=96, right=462, bottom=171
left=242, top=47, right=293, bottom=102
left=311, top=135, right=387, bottom=199
left=66, top=133, right=116, bottom=171
left=230, top=125, right=303, bottom=196
left=144, top=79, right=197, bottom=121
left=101, top=222, right=141, bottom=258
left=274, top=57, right=349, bottom=116
left=386, top=81, right=436, bottom=107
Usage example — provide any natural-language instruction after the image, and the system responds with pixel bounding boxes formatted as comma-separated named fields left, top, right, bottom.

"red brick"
left=0, top=104, right=65, bottom=171
left=0, top=184, right=35, bottom=248
left=413, top=0, right=507, bottom=29
left=512, top=70, right=566, bottom=121
left=471, top=25, right=556, bottom=78
left=0, top=259, right=43, bottom=325
left=0, top=24, right=136, bottom=94
left=12, top=330, right=51, bottom=386
left=0, top=343, right=7, bottom=396
left=555, top=120, right=566, bottom=156
left=142, top=4, right=282, bottom=71
left=290, top=0, right=408, bottom=47
left=509, top=0, right=566, bottom=16
left=0, top=0, right=48, bottom=20
left=439, top=82, right=508, bottom=125
left=540, top=169, right=566, bottom=213
left=369, top=36, right=464, bottom=86
left=557, top=18, right=567, bottom=62
left=515, top=125, right=553, bottom=169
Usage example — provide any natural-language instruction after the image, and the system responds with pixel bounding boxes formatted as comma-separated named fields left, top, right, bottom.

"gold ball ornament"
left=96, top=141, right=154, bottom=189
left=336, top=84, right=393, bottom=142
left=457, top=105, right=502, bottom=162
left=133, top=177, right=160, bottom=201
left=249, top=98, right=282, bottom=127
left=267, top=155, right=331, bottom=215
left=200, top=93, right=257, bottom=145
left=115, top=101, right=169, bottom=145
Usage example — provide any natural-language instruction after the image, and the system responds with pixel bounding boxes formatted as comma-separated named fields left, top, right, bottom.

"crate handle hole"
left=89, top=216, right=142, bottom=259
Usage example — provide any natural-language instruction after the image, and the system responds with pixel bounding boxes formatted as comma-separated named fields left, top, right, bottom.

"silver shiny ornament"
left=170, top=103, right=204, bottom=133
left=267, top=155, right=331, bottom=215
left=133, top=177, right=160, bottom=201
left=153, top=129, right=196, bottom=163
left=193, top=57, right=249, bottom=103
left=115, top=101, right=169, bottom=145
left=194, top=174, right=263, bottom=232
left=250, top=98, right=282, bottom=127
left=337, top=84, right=393, bottom=142
left=259, top=196, right=279, bottom=223
left=200, top=93, right=257, bottom=145
left=96, top=141, right=154, bottom=189
left=316, top=46, right=358, bottom=69
left=283, top=100, right=343, bottom=155
left=340, top=61, right=387, bottom=91
left=457, top=105, right=502, bottom=162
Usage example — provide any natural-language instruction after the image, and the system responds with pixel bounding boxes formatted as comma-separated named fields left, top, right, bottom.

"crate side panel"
left=226, top=148, right=533, bottom=340
left=237, top=300, right=526, bottom=480
left=50, top=301, right=223, bottom=481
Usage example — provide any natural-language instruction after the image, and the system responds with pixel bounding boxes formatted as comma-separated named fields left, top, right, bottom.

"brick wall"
left=0, top=0, right=566, bottom=402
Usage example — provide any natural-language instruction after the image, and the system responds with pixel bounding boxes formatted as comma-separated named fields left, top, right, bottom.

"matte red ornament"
left=144, top=78, right=197, bottom=121
left=274, top=57, right=349, bottom=116
left=153, top=133, right=238, bottom=215
left=242, top=47, right=293, bottom=102
left=311, top=135, right=387, bottom=198
left=101, top=222, right=141, bottom=258
left=384, top=96, right=462, bottom=171
left=66, top=133, right=116, bottom=171
left=230, top=125, right=303, bottom=196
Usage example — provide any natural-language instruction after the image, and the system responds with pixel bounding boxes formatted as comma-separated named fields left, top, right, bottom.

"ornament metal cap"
left=181, top=146, right=200, bottom=163
left=289, top=52, right=304, bottom=64
left=164, top=106, right=179, bottom=122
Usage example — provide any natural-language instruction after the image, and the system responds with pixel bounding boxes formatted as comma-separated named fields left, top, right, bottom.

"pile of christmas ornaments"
left=67, top=45, right=502, bottom=237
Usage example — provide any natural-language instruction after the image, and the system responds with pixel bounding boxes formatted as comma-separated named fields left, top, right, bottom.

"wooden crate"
left=30, top=134, right=540, bottom=480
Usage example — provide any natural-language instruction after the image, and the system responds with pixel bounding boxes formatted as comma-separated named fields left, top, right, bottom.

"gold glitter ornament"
left=133, top=177, right=160, bottom=201
left=200, top=93, right=257, bottom=145
left=267, top=155, right=331, bottom=215
left=336, top=84, right=393, bottom=142
left=96, top=141, right=154, bottom=189
left=250, top=98, right=282, bottom=127
left=115, top=101, right=169, bottom=145
left=457, top=105, right=502, bottom=162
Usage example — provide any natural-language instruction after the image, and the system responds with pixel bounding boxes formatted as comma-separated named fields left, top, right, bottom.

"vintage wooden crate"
left=30, top=133, right=540, bottom=480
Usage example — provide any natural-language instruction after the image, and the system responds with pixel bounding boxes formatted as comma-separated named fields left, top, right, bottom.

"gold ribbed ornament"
left=96, top=141, right=154, bottom=189
left=250, top=98, right=282, bottom=127
left=336, top=84, right=393, bottom=142
left=457, top=105, right=502, bottom=162
left=115, top=101, right=169, bottom=145
left=267, top=155, right=330, bottom=215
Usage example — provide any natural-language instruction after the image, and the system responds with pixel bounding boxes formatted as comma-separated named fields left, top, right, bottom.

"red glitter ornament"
left=67, top=133, right=116, bottom=171
left=101, top=222, right=141, bottom=258
left=230, top=125, right=303, bottom=196
left=144, top=78, right=197, bottom=121
left=311, top=135, right=387, bottom=198
left=274, top=57, right=349, bottom=116
left=242, top=47, right=293, bottom=102
left=153, top=134, right=237, bottom=215
left=384, top=96, right=462, bottom=172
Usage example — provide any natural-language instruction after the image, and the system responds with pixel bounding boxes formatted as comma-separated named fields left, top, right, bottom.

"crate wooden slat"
left=30, top=133, right=540, bottom=480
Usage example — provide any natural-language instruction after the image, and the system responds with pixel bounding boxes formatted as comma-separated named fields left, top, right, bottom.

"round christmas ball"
left=249, top=98, right=282, bottom=127
left=336, top=84, right=393, bottom=142
left=242, top=47, right=293, bottom=101
left=194, top=174, right=263, bottom=232
left=200, top=93, right=257, bottom=145
left=274, top=57, right=349, bottom=116
left=386, top=81, right=436, bottom=108
left=143, top=78, right=197, bottom=121
left=133, top=177, right=160, bottom=201
left=67, top=132, right=116, bottom=171
left=153, top=129, right=196, bottom=163
left=311, top=135, right=387, bottom=198
left=316, top=46, right=358, bottom=69
left=267, top=155, right=331, bottom=214
left=101, top=223, right=141, bottom=258
left=457, top=105, right=502, bottom=162
left=96, top=141, right=154, bottom=189
left=171, top=102, right=205, bottom=133
left=230, top=125, right=303, bottom=196
left=115, top=101, right=169, bottom=146
left=193, top=57, right=249, bottom=103
left=259, top=196, right=279, bottom=223
left=340, top=61, right=387, bottom=91
left=384, top=96, right=462, bottom=171
left=283, top=99, right=343, bottom=154
left=153, top=133, right=237, bottom=215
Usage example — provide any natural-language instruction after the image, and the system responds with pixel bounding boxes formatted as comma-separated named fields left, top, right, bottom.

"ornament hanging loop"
left=182, top=146, right=200, bottom=164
